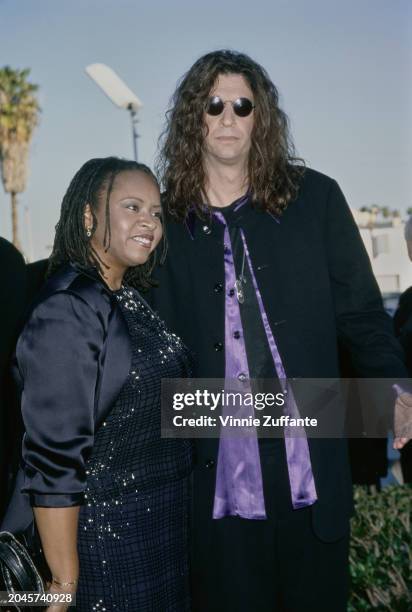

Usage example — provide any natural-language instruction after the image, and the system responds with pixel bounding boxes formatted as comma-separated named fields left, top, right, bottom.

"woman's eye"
left=152, top=211, right=163, bottom=219
left=127, top=204, right=138, bottom=212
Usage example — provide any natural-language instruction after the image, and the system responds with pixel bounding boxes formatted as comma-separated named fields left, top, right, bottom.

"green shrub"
left=349, top=485, right=412, bottom=611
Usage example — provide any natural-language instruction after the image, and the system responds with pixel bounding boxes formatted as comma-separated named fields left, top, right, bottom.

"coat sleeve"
left=16, top=291, right=104, bottom=507
left=325, top=179, right=408, bottom=379
left=396, top=312, right=412, bottom=373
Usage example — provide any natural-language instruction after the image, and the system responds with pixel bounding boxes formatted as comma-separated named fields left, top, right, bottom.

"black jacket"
left=0, top=238, right=27, bottom=519
left=150, top=168, right=408, bottom=541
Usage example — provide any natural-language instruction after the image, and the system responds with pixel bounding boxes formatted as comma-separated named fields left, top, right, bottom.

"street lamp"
left=85, top=63, right=143, bottom=161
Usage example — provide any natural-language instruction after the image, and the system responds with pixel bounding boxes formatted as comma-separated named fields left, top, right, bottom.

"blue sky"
left=1, top=0, right=411, bottom=259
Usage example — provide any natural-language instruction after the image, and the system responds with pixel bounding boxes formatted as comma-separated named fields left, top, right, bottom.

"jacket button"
left=205, top=459, right=215, bottom=469
left=214, top=283, right=223, bottom=293
left=238, top=372, right=247, bottom=381
left=229, top=288, right=235, bottom=297
left=202, top=225, right=211, bottom=235
left=233, top=330, right=241, bottom=339
left=214, top=342, right=223, bottom=352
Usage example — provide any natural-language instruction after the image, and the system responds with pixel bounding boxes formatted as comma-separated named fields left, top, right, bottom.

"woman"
left=13, top=157, right=192, bottom=610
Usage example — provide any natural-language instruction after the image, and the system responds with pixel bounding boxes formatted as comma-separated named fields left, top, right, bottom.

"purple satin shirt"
left=211, top=198, right=317, bottom=519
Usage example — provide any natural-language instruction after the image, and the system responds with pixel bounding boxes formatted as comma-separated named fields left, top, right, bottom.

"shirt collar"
left=184, top=192, right=249, bottom=240
left=184, top=192, right=279, bottom=239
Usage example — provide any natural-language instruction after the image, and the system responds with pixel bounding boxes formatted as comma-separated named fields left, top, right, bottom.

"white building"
left=351, top=209, right=412, bottom=300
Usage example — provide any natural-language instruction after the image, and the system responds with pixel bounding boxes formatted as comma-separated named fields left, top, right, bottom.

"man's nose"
left=220, top=102, right=235, bottom=126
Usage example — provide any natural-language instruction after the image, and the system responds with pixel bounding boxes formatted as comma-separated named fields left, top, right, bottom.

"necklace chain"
left=234, top=249, right=247, bottom=303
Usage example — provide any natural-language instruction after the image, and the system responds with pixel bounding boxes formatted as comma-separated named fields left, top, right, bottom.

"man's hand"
left=393, top=392, right=412, bottom=450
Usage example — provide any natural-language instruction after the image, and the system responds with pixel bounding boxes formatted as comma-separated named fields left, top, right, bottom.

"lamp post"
left=85, top=63, right=143, bottom=161
left=128, top=103, right=139, bottom=162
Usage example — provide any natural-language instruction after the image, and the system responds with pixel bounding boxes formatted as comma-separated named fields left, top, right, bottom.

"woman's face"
left=86, top=170, right=163, bottom=282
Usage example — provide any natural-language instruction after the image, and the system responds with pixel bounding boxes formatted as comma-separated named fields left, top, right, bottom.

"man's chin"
left=210, top=149, right=248, bottom=165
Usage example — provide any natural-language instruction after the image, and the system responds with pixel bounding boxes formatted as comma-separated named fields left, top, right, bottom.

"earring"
left=86, top=227, right=92, bottom=238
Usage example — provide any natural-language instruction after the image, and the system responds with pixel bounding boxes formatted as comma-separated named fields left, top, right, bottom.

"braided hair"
left=48, top=157, right=164, bottom=289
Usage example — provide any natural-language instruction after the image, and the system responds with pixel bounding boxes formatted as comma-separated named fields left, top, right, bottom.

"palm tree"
left=0, top=66, right=40, bottom=251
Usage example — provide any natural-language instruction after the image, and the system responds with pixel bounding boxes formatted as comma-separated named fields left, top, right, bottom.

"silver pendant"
left=234, top=280, right=244, bottom=303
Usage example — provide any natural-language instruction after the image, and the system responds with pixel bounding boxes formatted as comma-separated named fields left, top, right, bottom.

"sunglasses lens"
left=233, top=98, right=254, bottom=117
left=206, top=96, right=224, bottom=116
left=205, top=96, right=254, bottom=117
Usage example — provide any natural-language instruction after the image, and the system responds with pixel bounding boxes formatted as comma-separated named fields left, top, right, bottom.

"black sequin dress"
left=75, top=286, right=192, bottom=611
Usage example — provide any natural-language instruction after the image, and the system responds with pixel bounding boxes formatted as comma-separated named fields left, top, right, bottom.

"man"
left=0, top=248, right=48, bottom=522
left=0, top=237, right=26, bottom=520
left=393, top=216, right=412, bottom=482
left=151, top=50, right=409, bottom=611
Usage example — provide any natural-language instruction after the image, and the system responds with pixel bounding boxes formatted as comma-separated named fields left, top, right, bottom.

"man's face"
left=407, top=240, right=412, bottom=262
left=203, top=73, right=254, bottom=167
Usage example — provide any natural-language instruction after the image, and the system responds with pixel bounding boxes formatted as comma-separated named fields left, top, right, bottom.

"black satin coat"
left=2, top=264, right=131, bottom=531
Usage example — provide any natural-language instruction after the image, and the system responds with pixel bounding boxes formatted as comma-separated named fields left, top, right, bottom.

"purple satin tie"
left=241, top=231, right=317, bottom=510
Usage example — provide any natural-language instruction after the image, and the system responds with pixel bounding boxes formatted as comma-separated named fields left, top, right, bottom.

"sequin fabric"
left=75, top=286, right=192, bottom=611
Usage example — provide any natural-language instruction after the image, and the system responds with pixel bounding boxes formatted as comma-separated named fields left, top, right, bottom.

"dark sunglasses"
left=205, top=96, right=255, bottom=118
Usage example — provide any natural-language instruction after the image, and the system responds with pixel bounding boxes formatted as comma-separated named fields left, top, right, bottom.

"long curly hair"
left=157, top=49, right=305, bottom=219
left=48, top=157, right=165, bottom=289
